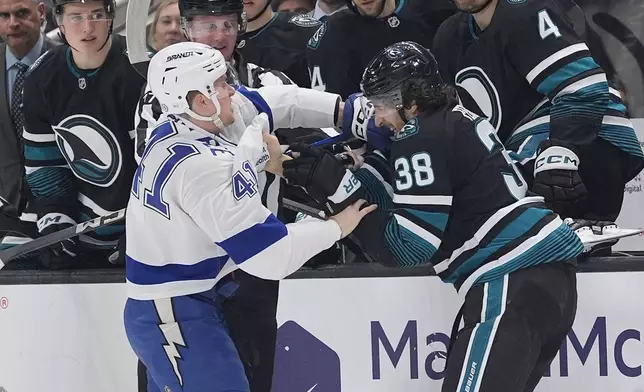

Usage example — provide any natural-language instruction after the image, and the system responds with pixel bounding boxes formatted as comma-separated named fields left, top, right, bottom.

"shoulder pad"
left=307, top=21, right=327, bottom=50
left=289, top=14, right=322, bottom=27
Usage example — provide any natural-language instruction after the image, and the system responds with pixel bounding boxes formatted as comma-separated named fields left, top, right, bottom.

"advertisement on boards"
left=615, top=119, right=644, bottom=252
left=1, top=273, right=644, bottom=391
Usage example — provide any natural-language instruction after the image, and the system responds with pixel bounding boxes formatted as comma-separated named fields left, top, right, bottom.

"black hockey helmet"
left=361, top=41, right=446, bottom=120
left=179, top=0, right=247, bottom=33
left=52, top=0, right=115, bottom=19
left=52, top=0, right=116, bottom=51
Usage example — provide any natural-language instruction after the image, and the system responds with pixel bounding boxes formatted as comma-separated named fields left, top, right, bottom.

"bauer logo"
left=272, top=321, right=341, bottom=392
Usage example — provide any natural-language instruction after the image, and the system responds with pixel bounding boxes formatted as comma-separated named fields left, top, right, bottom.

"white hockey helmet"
left=148, top=41, right=229, bottom=127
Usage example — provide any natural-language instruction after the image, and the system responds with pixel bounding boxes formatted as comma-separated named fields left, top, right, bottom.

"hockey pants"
left=135, top=272, right=279, bottom=392
left=442, top=261, right=578, bottom=392
left=125, top=286, right=250, bottom=392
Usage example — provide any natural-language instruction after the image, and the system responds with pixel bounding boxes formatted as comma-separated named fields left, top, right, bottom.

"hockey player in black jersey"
left=432, top=0, right=644, bottom=242
left=238, top=0, right=322, bottom=87
left=284, top=41, right=584, bottom=392
left=22, top=0, right=145, bottom=268
left=306, top=0, right=455, bottom=98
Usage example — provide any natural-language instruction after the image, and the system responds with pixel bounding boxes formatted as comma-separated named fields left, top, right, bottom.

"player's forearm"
left=263, top=85, right=341, bottom=129
left=238, top=218, right=341, bottom=279
left=549, top=87, right=609, bottom=147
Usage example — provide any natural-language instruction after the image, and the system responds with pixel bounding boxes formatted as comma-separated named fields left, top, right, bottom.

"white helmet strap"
left=185, top=90, right=225, bottom=130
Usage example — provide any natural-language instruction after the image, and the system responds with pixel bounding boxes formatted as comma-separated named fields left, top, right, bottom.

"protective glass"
left=183, top=17, right=239, bottom=39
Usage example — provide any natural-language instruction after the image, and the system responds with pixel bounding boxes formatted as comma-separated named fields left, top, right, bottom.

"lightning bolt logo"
left=154, top=298, right=187, bottom=387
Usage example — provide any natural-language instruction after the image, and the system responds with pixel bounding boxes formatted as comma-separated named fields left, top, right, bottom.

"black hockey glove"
left=283, top=143, right=363, bottom=212
left=37, top=218, right=78, bottom=270
left=532, top=140, right=587, bottom=218
left=108, top=233, right=126, bottom=265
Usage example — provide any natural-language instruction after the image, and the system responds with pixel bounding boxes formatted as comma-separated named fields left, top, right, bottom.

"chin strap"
left=185, top=93, right=225, bottom=130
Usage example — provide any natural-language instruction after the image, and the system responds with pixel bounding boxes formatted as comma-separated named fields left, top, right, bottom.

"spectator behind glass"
left=271, top=0, right=314, bottom=13
left=148, top=0, right=184, bottom=52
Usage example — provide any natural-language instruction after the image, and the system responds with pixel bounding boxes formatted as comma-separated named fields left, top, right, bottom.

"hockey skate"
left=565, top=218, right=644, bottom=254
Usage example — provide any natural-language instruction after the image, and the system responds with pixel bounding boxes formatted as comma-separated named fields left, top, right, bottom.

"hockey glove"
left=343, top=93, right=393, bottom=152
left=108, top=233, right=126, bottom=265
left=283, top=143, right=363, bottom=212
left=532, top=140, right=587, bottom=217
left=36, top=213, right=78, bottom=269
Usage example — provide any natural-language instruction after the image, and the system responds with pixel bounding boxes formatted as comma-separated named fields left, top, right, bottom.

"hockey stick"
left=0, top=208, right=126, bottom=269
left=0, top=198, right=324, bottom=269
left=282, top=198, right=327, bottom=220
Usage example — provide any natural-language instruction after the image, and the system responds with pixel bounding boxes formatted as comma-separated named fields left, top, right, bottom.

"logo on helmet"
left=166, top=51, right=194, bottom=62
left=385, top=46, right=404, bottom=61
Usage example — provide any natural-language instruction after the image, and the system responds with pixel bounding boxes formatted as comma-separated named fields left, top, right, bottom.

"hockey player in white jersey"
left=123, top=42, right=376, bottom=392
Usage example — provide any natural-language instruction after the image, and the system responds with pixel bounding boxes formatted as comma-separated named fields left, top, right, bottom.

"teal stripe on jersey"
left=26, top=167, right=74, bottom=198
left=457, top=277, right=506, bottom=392
left=508, top=134, right=546, bottom=164
left=445, top=208, right=550, bottom=284
left=551, top=83, right=609, bottom=111
left=404, top=209, right=449, bottom=232
left=384, top=218, right=437, bottom=267
left=24, top=145, right=63, bottom=161
left=536, top=57, right=600, bottom=95
left=505, top=122, right=549, bottom=149
left=354, top=168, right=394, bottom=211
left=607, top=100, right=627, bottom=114
left=474, top=223, right=583, bottom=286
left=599, top=127, right=644, bottom=157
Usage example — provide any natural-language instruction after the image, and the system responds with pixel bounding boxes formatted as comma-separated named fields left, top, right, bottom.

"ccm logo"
left=536, top=155, right=578, bottom=169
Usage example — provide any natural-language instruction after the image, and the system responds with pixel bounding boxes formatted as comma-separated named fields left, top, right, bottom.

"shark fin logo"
left=52, top=114, right=123, bottom=188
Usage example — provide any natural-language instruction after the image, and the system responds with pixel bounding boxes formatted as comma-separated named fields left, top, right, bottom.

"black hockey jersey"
left=353, top=103, right=583, bottom=293
left=306, top=0, right=455, bottom=99
left=432, top=0, right=644, bottom=180
left=238, top=12, right=322, bottom=88
left=22, top=36, right=145, bottom=247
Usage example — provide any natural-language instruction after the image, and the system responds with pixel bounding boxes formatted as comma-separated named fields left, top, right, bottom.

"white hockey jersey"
left=126, top=86, right=342, bottom=300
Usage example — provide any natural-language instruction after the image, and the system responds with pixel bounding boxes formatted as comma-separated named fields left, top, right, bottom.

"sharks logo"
left=52, top=114, right=123, bottom=188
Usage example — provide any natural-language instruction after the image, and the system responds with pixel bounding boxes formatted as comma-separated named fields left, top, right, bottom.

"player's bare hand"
left=262, top=132, right=281, bottom=158
left=330, top=199, right=377, bottom=238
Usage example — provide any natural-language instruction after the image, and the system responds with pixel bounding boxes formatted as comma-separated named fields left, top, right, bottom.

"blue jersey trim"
left=217, top=213, right=287, bottom=265
left=236, top=86, right=274, bottom=132
left=126, top=255, right=229, bottom=285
